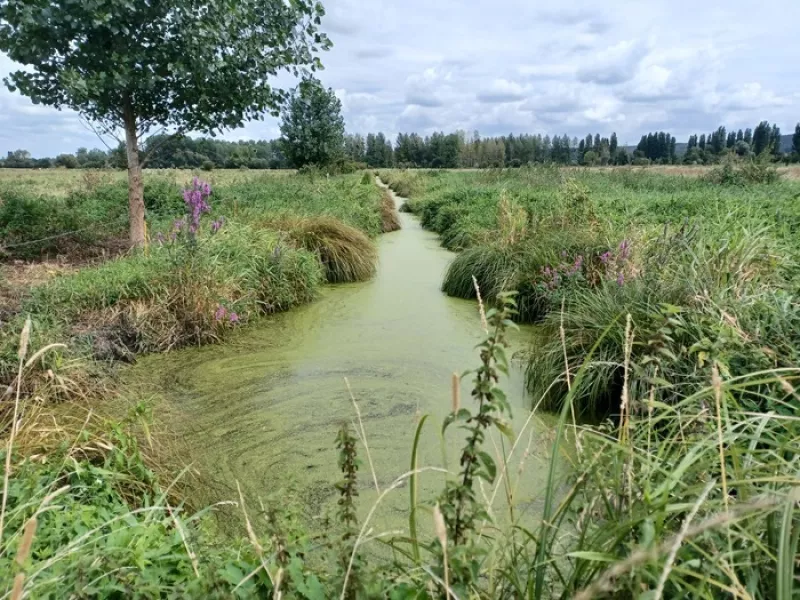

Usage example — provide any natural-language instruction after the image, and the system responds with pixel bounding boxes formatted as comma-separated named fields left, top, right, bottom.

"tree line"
left=3, top=117, right=800, bottom=171
left=1, top=137, right=289, bottom=170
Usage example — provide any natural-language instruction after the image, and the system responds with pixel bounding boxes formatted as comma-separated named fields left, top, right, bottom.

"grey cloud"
left=577, top=41, right=645, bottom=85
left=405, top=91, right=443, bottom=108
left=476, top=80, right=527, bottom=104
left=353, top=47, right=393, bottom=60
left=476, top=91, right=524, bottom=104
left=537, top=8, right=599, bottom=26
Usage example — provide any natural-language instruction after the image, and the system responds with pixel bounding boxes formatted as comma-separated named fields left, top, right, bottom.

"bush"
left=707, top=156, right=780, bottom=185
left=201, top=160, right=215, bottom=171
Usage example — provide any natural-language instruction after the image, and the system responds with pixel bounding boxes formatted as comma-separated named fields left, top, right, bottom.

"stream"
left=132, top=181, right=557, bottom=531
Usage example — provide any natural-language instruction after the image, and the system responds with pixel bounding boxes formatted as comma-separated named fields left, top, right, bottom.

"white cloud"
left=476, top=79, right=527, bottom=104
left=1, top=0, right=799, bottom=156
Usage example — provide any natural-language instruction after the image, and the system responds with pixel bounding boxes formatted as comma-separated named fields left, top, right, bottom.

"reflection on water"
left=133, top=185, right=556, bottom=529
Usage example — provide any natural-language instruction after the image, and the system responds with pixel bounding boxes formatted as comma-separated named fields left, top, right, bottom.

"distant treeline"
left=1, top=136, right=289, bottom=170
left=2, top=121, right=799, bottom=170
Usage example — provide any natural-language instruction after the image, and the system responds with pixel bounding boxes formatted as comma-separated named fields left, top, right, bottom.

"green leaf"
left=495, top=420, right=514, bottom=441
left=566, top=551, right=616, bottom=562
left=477, top=451, right=497, bottom=482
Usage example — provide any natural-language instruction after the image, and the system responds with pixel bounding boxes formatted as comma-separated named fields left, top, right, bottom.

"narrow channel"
left=134, top=182, right=555, bottom=528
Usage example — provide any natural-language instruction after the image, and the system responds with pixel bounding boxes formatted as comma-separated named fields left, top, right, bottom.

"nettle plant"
left=436, top=292, right=518, bottom=588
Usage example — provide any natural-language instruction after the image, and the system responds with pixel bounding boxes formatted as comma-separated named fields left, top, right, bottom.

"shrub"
left=201, top=159, right=215, bottom=171
left=707, top=156, right=780, bottom=185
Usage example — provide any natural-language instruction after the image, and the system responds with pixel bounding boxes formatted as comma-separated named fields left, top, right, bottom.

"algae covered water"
left=134, top=185, right=556, bottom=529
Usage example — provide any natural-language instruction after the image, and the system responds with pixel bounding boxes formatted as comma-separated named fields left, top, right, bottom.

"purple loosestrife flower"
left=210, top=217, right=225, bottom=234
left=619, top=240, right=630, bottom=260
left=182, top=178, right=212, bottom=240
left=229, top=312, right=239, bottom=324
left=600, top=251, right=611, bottom=264
left=214, top=305, right=227, bottom=322
left=617, top=272, right=625, bottom=286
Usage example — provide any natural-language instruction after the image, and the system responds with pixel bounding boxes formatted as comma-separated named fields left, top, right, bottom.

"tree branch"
left=140, top=128, right=186, bottom=169
left=79, top=116, right=122, bottom=152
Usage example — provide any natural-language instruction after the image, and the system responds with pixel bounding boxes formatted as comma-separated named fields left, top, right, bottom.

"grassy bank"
left=0, top=172, right=388, bottom=392
left=3, top=296, right=797, bottom=598
left=383, top=166, right=800, bottom=415
left=1, top=166, right=798, bottom=598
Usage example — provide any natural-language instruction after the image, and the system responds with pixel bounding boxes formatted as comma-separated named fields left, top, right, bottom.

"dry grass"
left=0, top=168, right=294, bottom=199
left=380, top=189, right=401, bottom=233
left=267, top=215, right=378, bottom=283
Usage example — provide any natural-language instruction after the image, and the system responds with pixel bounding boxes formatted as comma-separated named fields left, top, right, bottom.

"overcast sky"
left=1, top=0, right=799, bottom=156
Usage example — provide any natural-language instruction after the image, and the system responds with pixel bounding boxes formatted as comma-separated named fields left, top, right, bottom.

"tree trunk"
left=123, top=102, right=146, bottom=247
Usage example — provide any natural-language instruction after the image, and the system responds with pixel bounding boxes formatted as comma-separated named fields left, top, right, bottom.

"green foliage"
left=0, top=189, right=121, bottom=259
left=0, top=418, right=274, bottom=598
left=0, top=0, right=328, bottom=134
left=280, top=79, right=346, bottom=168
left=527, top=222, right=800, bottom=416
left=27, top=222, right=324, bottom=355
left=280, top=216, right=377, bottom=283
left=439, top=293, right=516, bottom=551
left=707, top=155, right=781, bottom=185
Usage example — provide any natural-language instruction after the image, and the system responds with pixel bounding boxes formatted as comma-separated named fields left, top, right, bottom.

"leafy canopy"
left=279, top=78, right=345, bottom=168
left=0, top=0, right=331, bottom=134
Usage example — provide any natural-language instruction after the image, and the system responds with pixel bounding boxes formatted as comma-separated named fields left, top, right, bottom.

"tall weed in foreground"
left=2, top=293, right=799, bottom=597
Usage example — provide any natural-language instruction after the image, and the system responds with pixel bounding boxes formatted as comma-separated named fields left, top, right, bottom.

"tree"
left=711, top=126, right=726, bottom=154
left=744, top=128, right=753, bottom=144
left=793, top=123, right=800, bottom=159
left=279, top=80, right=344, bottom=168
left=0, top=0, right=329, bottom=246
left=344, top=134, right=366, bottom=163
left=54, top=153, right=79, bottom=169
left=752, top=121, right=772, bottom=155
left=610, top=132, right=618, bottom=156
left=770, top=124, right=782, bottom=158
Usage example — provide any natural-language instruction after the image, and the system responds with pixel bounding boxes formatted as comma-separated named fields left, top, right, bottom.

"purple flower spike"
left=600, top=251, right=611, bottom=264
left=229, top=312, right=239, bottom=323
left=214, top=305, right=227, bottom=322
left=181, top=178, right=212, bottom=240
left=617, top=272, right=625, bottom=286
left=619, top=240, right=630, bottom=260
left=210, top=217, right=225, bottom=233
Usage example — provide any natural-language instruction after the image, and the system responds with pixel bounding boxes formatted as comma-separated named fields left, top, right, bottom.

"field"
left=2, top=166, right=800, bottom=598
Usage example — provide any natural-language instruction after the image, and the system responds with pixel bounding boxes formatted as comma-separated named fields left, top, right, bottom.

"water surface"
left=135, top=184, right=556, bottom=530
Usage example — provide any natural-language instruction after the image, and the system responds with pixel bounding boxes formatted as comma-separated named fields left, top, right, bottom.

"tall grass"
left=2, top=291, right=799, bottom=598
left=273, top=215, right=378, bottom=283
